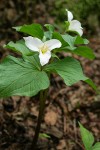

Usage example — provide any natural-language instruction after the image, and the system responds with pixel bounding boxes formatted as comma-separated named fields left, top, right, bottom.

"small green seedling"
left=0, top=9, right=97, bottom=149
left=79, top=123, right=100, bottom=150
left=39, top=133, right=51, bottom=139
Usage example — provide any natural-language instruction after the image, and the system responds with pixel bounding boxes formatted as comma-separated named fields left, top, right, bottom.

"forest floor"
left=0, top=1, right=100, bottom=150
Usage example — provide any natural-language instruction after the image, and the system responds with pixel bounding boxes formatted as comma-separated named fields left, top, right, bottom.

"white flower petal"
left=69, top=20, right=82, bottom=29
left=74, top=28, right=83, bottom=36
left=66, top=9, right=73, bottom=21
left=69, top=20, right=83, bottom=36
left=24, top=36, right=43, bottom=52
left=39, top=51, right=51, bottom=66
left=44, top=39, right=61, bottom=51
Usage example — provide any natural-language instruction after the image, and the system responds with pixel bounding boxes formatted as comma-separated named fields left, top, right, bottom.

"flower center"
left=40, top=44, right=48, bottom=54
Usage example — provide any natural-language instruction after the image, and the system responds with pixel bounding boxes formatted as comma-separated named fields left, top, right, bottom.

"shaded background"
left=0, top=0, right=100, bottom=150
left=0, top=0, right=100, bottom=40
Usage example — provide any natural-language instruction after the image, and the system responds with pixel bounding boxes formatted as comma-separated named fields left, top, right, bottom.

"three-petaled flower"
left=24, top=36, right=61, bottom=66
left=66, top=9, right=83, bottom=36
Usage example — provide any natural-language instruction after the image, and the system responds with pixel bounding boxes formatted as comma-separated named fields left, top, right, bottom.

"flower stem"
left=31, top=89, right=48, bottom=150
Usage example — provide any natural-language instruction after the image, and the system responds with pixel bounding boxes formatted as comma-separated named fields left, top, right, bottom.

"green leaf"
left=85, top=79, right=97, bottom=90
left=92, top=142, right=100, bottom=150
left=60, top=46, right=76, bottom=52
left=44, top=24, right=54, bottom=32
left=4, top=40, right=33, bottom=55
left=23, top=53, right=41, bottom=70
left=51, top=53, right=59, bottom=60
left=44, top=31, right=51, bottom=40
left=73, top=46, right=95, bottom=60
left=13, top=24, right=44, bottom=39
left=62, top=34, right=77, bottom=49
left=44, top=57, right=88, bottom=86
left=65, top=46, right=76, bottom=51
left=75, top=36, right=89, bottom=45
left=44, top=24, right=54, bottom=40
left=79, top=122, right=94, bottom=150
left=39, top=133, right=51, bottom=139
left=0, top=56, right=49, bottom=97
left=61, top=34, right=89, bottom=48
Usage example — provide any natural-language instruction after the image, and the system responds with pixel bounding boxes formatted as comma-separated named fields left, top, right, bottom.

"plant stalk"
left=31, top=89, right=48, bottom=149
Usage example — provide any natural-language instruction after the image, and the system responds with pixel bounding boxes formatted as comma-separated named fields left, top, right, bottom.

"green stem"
left=31, top=89, right=48, bottom=150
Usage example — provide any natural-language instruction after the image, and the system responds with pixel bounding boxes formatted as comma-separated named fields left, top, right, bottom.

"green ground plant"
left=79, top=123, right=100, bottom=150
left=0, top=9, right=97, bottom=149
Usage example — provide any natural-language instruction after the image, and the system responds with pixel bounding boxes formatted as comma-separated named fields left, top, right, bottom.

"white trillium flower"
left=24, top=36, right=62, bottom=66
left=66, top=9, right=83, bottom=36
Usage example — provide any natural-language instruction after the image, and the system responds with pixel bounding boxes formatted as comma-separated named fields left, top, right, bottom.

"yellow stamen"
left=40, top=44, right=48, bottom=54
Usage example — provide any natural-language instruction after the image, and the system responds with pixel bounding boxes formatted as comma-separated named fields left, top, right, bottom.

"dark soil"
left=0, top=1, right=100, bottom=150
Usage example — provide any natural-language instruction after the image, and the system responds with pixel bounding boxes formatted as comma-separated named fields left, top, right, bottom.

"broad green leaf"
left=73, top=46, right=95, bottom=60
left=4, top=40, right=33, bottom=55
left=44, top=57, right=88, bottom=86
left=79, top=123, right=94, bottom=150
left=92, top=142, right=100, bottom=150
left=0, top=56, right=49, bottom=97
left=62, top=34, right=76, bottom=49
left=61, top=32, right=89, bottom=46
left=13, top=24, right=44, bottom=39
left=23, top=53, right=41, bottom=70
left=60, top=46, right=95, bottom=60
left=75, top=36, right=89, bottom=45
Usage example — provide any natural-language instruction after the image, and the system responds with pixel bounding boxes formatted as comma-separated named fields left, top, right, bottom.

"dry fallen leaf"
left=57, top=139, right=67, bottom=150
left=44, top=110, right=58, bottom=126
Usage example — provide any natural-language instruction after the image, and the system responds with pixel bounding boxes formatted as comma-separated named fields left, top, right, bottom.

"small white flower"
left=24, top=36, right=61, bottom=66
left=66, top=9, right=83, bottom=36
